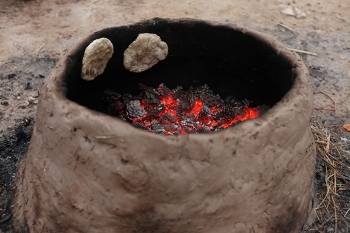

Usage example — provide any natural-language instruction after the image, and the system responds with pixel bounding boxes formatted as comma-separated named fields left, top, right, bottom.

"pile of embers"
left=103, top=84, right=267, bottom=135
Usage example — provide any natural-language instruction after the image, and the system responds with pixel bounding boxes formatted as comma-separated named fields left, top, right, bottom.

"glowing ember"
left=103, top=84, right=267, bottom=135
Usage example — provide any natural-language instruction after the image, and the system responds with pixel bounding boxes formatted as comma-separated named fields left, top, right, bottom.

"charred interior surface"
left=66, top=18, right=295, bottom=114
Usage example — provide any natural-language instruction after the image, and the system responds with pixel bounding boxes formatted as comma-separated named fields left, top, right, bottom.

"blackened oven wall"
left=65, top=18, right=295, bottom=113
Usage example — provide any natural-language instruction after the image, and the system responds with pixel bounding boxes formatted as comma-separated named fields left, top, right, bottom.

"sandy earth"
left=0, top=0, right=349, bottom=232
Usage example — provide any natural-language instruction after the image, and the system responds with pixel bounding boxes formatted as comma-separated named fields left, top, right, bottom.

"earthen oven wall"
left=13, top=20, right=315, bottom=233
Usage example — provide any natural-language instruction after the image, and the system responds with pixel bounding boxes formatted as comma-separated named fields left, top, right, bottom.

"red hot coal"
left=103, top=83, right=267, bottom=135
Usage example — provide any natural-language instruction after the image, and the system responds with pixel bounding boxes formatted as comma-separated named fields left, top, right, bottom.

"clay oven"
left=14, top=18, right=315, bottom=233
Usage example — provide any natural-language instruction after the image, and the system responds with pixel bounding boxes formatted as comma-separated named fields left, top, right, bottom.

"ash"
left=103, top=84, right=266, bottom=135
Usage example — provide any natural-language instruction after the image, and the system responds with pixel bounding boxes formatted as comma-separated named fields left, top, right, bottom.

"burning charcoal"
left=117, top=115, right=127, bottom=121
left=213, top=111, right=225, bottom=121
left=159, top=115, right=171, bottom=125
left=199, top=91, right=222, bottom=107
left=102, top=89, right=121, bottom=103
left=163, top=113, right=176, bottom=123
left=147, top=107, right=163, bottom=116
left=225, top=95, right=236, bottom=104
left=150, top=119, right=159, bottom=125
left=170, top=105, right=179, bottom=111
left=242, top=99, right=252, bottom=106
left=122, top=93, right=134, bottom=104
left=104, top=83, right=266, bottom=135
left=183, top=126, right=192, bottom=134
left=154, top=103, right=165, bottom=112
left=175, top=86, right=183, bottom=92
left=157, top=83, right=171, bottom=95
left=140, top=84, right=161, bottom=104
left=151, top=124, right=165, bottom=134
left=144, top=85, right=160, bottom=96
left=224, top=100, right=244, bottom=117
left=160, top=118, right=172, bottom=126
left=200, top=126, right=211, bottom=133
left=145, top=93, right=160, bottom=104
left=225, top=96, right=244, bottom=108
left=144, top=95, right=159, bottom=104
left=188, top=114, right=196, bottom=121
left=180, top=102, right=189, bottom=111
left=193, top=121, right=201, bottom=128
left=179, top=93, right=195, bottom=110
left=132, top=122, right=148, bottom=130
left=196, top=85, right=223, bottom=107
left=164, top=125, right=174, bottom=131
left=202, top=105, right=211, bottom=114
left=126, top=100, right=146, bottom=119
left=172, top=86, right=184, bottom=99
left=106, top=103, right=118, bottom=116
left=182, top=118, right=195, bottom=128
left=102, top=90, right=123, bottom=116
left=176, top=111, right=183, bottom=121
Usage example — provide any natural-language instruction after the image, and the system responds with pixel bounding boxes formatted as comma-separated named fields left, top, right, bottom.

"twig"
left=317, top=153, right=350, bottom=188
left=287, top=48, right=317, bottom=56
left=332, top=196, right=338, bottom=233
left=0, top=212, right=11, bottom=224
left=277, top=22, right=298, bottom=33
left=315, top=140, right=328, bottom=144
left=312, top=121, right=350, bottom=231
left=345, top=208, right=350, bottom=217
left=333, top=168, right=337, bottom=195
left=326, top=133, right=330, bottom=153
left=0, top=206, right=5, bottom=216
left=323, top=213, right=335, bottom=225
left=36, top=41, right=46, bottom=55
left=335, top=13, right=349, bottom=23
left=314, top=91, right=336, bottom=111
left=316, top=166, right=331, bottom=210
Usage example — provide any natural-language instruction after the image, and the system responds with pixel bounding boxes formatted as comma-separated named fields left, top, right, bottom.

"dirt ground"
left=0, top=0, right=349, bottom=232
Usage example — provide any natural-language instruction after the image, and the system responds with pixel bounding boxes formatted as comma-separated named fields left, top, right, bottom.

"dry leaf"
left=343, top=124, right=350, bottom=132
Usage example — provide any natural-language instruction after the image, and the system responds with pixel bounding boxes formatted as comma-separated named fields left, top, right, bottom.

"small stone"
left=16, top=96, right=21, bottom=100
left=21, top=118, right=31, bottom=126
left=25, top=82, right=32, bottom=90
left=32, top=91, right=39, bottom=98
left=38, top=74, right=45, bottom=79
left=1, top=100, right=9, bottom=106
left=313, top=80, right=321, bottom=87
left=28, top=96, right=36, bottom=103
left=23, top=100, right=30, bottom=106
left=20, top=100, right=30, bottom=108
left=7, top=73, right=16, bottom=79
